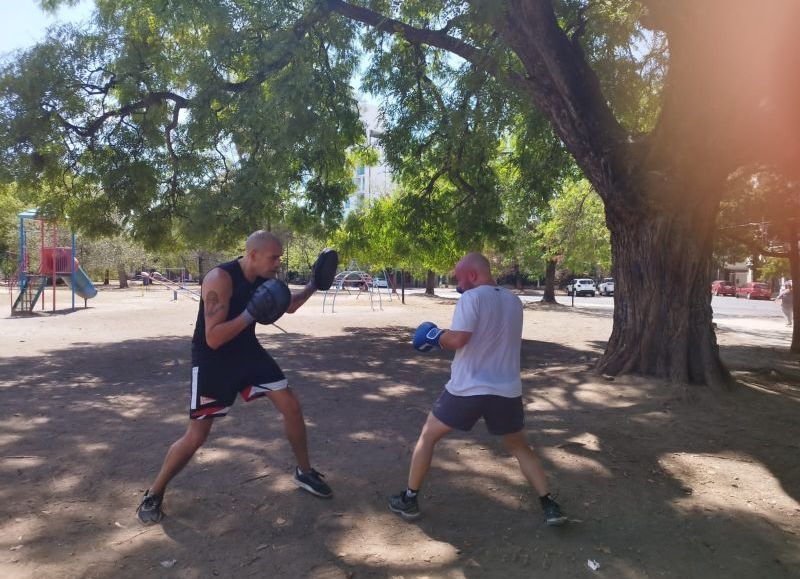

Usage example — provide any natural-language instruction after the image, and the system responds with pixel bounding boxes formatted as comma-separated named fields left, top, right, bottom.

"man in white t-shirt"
left=389, top=253, right=566, bottom=526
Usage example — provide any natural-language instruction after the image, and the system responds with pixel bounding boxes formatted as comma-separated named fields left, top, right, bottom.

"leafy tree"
left=79, top=234, right=156, bottom=287
left=1, top=1, right=363, bottom=250
left=332, top=193, right=462, bottom=293
left=719, top=169, right=800, bottom=351
left=0, top=184, right=25, bottom=278
left=494, top=110, right=578, bottom=298
left=4, top=1, right=799, bottom=387
left=538, top=179, right=611, bottom=279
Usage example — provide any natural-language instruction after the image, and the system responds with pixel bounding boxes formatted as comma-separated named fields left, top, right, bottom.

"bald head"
left=246, top=230, right=282, bottom=253
left=459, top=253, right=491, bottom=276
left=454, top=252, right=494, bottom=292
left=241, top=230, right=283, bottom=281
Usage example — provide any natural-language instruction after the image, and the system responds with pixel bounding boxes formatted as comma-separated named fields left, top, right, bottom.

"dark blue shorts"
left=189, top=349, right=287, bottom=420
left=432, top=389, right=524, bottom=435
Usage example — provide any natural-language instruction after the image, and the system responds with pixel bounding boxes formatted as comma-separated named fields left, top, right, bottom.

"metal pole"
left=401, top=269, right=405, bottom=304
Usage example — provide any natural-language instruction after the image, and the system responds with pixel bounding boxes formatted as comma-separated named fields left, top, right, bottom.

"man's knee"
left=502, top=431, right=530, bottom=453
left=183, top=421, right=212, bottom=450
left=272, top=389, right=303, bottom=419
left=418, top=414, right=451, bottom=445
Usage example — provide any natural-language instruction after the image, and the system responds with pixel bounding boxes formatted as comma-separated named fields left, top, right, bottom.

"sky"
left=0, top=0, right=94, bottom=58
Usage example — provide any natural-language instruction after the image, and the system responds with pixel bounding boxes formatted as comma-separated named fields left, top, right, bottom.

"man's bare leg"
left=407, top=413, right=453, bottom=490
left=268, top=387, right=332, bottom=497
left=503, top=429, right=566, bottom=525
left=137, top=418, right=214, bottom=525
left=151, top=418, right=214, bottom=496
left=502, top=430, right=549, bottom=495
left=267, top=388, right=311, bottom=471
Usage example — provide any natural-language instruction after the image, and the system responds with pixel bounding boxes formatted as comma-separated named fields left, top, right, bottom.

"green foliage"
left=0, top=184, right=24, bottom=253
left=719, top=168, right=800, bottom=261
left=538, top=179, right=611, bottom=275
left=1, top=1, right=365, bottom=249
left=5, top=0, right=663, bottom=281
left=331, top=193, right=460, bottom=276
left=761, top=256, right=789, bottom=281
left=555, top=0, right=666, bottom=133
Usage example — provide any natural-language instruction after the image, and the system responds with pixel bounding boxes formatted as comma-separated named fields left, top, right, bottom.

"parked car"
left=372, top=276, right=388, bottom=288
left=567, top=278, right=596, bottom=297
left=710, top=280, right=736, bottom=297
left=599, top=277, right=614, bottom=296
left=735, top=282, right=772, bottom=300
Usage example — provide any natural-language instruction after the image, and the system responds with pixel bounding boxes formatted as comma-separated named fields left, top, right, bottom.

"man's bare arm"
left=286, top=282, right=316, bottom=314
left=439, top=330, right=472, bottom=350
left=203, top=269, right=252, bottom=350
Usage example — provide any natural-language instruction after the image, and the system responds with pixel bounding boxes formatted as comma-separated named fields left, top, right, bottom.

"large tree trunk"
left=542, top=258, right=557, bottom=303
left=598, top=180, right=734, bottom=389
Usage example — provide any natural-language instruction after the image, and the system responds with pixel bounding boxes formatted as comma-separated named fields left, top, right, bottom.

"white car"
left=567, top=278, right=596, bottom=297
left=599, top=277, right=614, bottom=296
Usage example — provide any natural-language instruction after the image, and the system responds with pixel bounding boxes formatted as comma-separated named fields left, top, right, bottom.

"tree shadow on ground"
left=0, top=327, right=797, bottom=578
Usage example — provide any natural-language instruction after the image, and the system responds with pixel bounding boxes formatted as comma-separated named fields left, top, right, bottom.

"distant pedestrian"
left=776, top=282, right=793, bottom=326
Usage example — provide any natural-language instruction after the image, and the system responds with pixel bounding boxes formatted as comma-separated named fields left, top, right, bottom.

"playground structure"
left=141, top=271, right=200, bottom=301
left=322, top=261, right=393, bottom=313
left=10, top=210, right=97, bottom=314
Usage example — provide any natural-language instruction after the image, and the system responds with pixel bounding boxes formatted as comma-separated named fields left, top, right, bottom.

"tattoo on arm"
left=204, top=290, right=225, bottom=318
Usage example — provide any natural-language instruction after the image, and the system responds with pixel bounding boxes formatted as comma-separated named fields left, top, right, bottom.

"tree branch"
left=324, top=0, right=530, bottom=93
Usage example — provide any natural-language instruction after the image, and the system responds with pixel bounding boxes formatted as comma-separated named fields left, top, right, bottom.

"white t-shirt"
left=444, top=284, right=523, bottom=397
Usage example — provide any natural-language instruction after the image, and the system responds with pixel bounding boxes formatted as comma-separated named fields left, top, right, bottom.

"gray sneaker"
left=136, top=490, right=164, bottom=525
left=389, top=491, right=420, bottom=520
left=293, top=467, right=333, bottom=498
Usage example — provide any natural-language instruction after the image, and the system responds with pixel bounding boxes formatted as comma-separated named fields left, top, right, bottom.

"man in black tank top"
left=137, top=231, right=332, bottom=525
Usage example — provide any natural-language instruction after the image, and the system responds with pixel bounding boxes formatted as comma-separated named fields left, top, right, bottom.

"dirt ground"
left=1, top=285, right=798, bottom=578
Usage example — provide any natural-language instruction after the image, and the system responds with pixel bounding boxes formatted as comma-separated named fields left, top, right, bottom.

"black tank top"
left=191, top=259, right=266, bottom=362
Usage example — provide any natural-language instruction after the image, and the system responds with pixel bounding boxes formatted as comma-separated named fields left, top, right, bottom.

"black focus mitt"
left=312, top=248, right=339, bottom=291
left=246, top=278, right=291, bottom=325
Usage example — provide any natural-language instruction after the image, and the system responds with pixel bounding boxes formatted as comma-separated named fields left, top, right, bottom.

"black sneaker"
left=388, top=491, right=420, bottom=521
left=540, top=494, right=566, bottom=526
left=136, top=490, right=164, bottom=525
left=293, top=467, right=333, bottom=498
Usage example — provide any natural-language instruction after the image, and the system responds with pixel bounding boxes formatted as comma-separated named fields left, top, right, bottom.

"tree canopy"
left=4, top=1, right=799, bottom=387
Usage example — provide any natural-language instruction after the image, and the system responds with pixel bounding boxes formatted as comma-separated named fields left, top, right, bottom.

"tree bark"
left=117, top=264, right=128, bottom=289
left=598, top=179, right=734, bottom=389
left=788, top=224, right=800, bottom=353
left=542, top=258, right=557, bottom=303
left=425, top=269, right=435, bottom=295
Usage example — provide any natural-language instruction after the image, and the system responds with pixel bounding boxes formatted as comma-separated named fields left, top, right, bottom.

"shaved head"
left=454, top=252, right=494, bottom=292
left=246, top=230, right=282, bottom=252
left=458, top=252, right=491, bottom=277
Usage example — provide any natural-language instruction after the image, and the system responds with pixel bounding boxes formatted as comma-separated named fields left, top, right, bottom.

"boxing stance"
left=390, top=252, right=566, bottom=526
left=137, top=231, right=338, bottom=524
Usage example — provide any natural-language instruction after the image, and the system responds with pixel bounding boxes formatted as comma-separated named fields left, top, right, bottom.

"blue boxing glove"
left=413, top=322, right=444, bottom=352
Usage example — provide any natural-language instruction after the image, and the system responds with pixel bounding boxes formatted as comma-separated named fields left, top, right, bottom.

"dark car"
left=710, top=280, right=736, bottom=297
left=735, top=282, right=772, bottom=300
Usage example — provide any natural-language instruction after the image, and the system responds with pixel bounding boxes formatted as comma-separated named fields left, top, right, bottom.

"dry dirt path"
left=0, top=286, right=797, bottom=578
